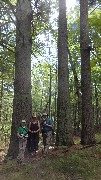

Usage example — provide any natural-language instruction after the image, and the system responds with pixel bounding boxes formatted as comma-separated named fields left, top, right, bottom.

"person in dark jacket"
left=41, top=113, right=53, bottom=157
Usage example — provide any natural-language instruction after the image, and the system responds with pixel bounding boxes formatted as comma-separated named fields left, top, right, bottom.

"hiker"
left=41, top=113, right=53, bottom=157
left=17, top=119, right=28, bottom=164
left=28, top=114, right=40, bottom=155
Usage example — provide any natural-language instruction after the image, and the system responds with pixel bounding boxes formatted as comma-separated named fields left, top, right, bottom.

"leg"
left=43, top=131, right=52, bottom=156
left=36, top=132, right=39, bottom=151
left=30, top=134, right=35, bottom=152
left=17, top=139, right=27, bottom=163
left=27, top=135, right=31, bottom=153
left=34, top=133, right=39, bottom=153
left=42, top=133, right=47, bottom=152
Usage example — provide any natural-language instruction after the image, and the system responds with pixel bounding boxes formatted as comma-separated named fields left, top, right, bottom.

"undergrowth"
left=0, top=133, right=101, bottom=180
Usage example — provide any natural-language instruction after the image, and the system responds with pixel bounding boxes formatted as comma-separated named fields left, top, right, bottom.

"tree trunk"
left=95, top=83, right=99, bottom=125
left=8, top=0, right=32, bottom=158
left=80, top=0, right=95, bottom=145
left=0, top=78, right=3, bottom=122
left=56, top=0, right=73, bottom=146
left=68, top=48, right=82, bottom=133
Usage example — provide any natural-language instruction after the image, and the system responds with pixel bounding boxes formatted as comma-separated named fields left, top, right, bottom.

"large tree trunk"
left=56, top=0, right=73, bottom=146
left=8, top=0, right=32, bottom=158
left=80, top=0, right=95, bottom=145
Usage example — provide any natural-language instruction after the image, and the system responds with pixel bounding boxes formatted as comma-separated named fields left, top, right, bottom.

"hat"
left=42, top=113, right=47, bottom=116
left=21, top=119, right=26, bottom=123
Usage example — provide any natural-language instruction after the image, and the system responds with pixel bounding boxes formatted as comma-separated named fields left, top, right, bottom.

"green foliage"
left=31, top=61, right=57, bottom=114
left=7, top=0, right=16, bottom=5
left=89, top=9, right=101, bottom=46
left=95, top=133, right=101, bottom=142
left=88, top=10, right=101, bottom=98
left=0, top=92, right=12, bottom=142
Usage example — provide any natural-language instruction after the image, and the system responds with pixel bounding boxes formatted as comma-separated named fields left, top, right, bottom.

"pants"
left=43, top=131, right=52, bottom=154
left=27, top=133, right=39, bottom=152
left=17, top=138, right=27, bottom=162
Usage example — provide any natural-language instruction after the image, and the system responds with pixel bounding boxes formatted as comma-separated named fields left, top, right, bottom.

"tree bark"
left=8, top=0, right=32, bottom=158
left=80, top=0, right=95, bottom=145
left=56, top=0, right=73, bottom=146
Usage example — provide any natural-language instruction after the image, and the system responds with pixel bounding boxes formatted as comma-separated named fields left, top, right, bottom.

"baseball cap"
left=42, top=113, right=47, bottom=116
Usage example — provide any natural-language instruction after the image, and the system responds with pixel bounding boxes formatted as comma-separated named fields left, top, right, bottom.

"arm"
left=37, top=121, right=40, bottom=132
left=17, top=132, right=24, bottom=139
left=45, top=124, right=52, bottom=128
left=28, top=122, right=33, bottom=133
left=17, top=127, right=22, bottom=139
left=45, top=119, right=53, bottom=128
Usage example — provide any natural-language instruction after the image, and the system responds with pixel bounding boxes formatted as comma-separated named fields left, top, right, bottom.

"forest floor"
left=0, top=134, right=101, bottom=180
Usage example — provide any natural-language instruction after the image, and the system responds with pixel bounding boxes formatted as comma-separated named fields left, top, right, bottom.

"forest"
left=0, top=0, right=101, bottom=179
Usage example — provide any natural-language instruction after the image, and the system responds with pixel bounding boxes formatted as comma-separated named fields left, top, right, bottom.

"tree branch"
left=0, top=41, right=15, bottom=54
left=1, top=0, right=16, bottom=17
